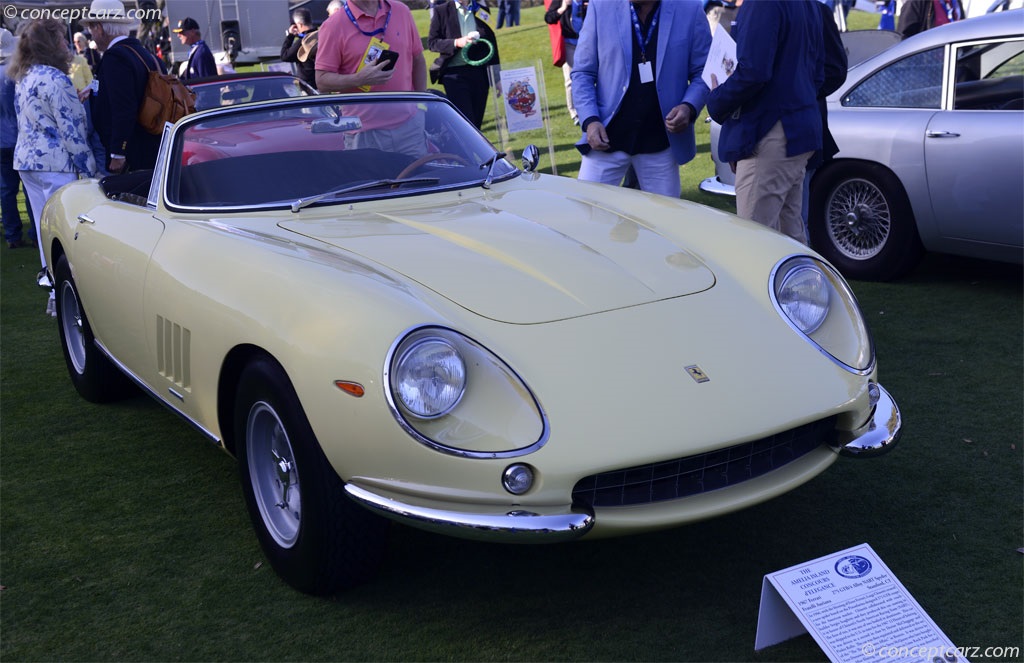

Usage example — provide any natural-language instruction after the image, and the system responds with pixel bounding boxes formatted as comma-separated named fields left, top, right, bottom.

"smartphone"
left=376, top=49, right=399, bottom=72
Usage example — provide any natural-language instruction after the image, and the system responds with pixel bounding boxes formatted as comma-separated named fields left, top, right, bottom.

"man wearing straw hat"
left=281, top=8, right=318, bottom=90
left=83, top=0, right=164, bottom=173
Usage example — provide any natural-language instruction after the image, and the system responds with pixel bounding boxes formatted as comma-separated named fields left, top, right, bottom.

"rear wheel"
left=809, top=163, right=923, bottom=281
left=234, top=357, right=389, bottom=594
left=53, top=254, right=133, bottom=402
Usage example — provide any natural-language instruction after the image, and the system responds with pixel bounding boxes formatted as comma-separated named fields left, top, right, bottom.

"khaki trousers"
left=734, top=121, right=812, bottom=244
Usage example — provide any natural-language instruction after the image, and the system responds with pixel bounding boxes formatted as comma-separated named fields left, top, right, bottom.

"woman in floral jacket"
left=8, top=18, right=97, bottom=315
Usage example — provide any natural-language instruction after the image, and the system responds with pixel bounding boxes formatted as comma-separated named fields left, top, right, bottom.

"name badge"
left=638, top=60, right=653, bottom=84
left=478, top=9, right=490, bottom=22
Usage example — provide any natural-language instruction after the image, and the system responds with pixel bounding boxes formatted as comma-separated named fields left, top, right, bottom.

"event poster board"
left=499, top=66, right=545, bottom=133
left=755, top=543, right=964, bottom=662
left=488, top=61, right=559, bottom=175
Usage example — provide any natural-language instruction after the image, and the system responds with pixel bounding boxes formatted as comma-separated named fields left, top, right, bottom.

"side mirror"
left=521, top=144, right=539, bottom=173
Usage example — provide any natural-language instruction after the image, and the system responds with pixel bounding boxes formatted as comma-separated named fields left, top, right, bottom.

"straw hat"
left=297, top=32, right=318, bottom=63
left=85, top=0, right=137, bottom=24
left=0, top=28, right=15, bottom=60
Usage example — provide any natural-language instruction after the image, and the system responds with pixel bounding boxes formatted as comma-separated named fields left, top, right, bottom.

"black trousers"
left=441, top=64, right=490, bottom=129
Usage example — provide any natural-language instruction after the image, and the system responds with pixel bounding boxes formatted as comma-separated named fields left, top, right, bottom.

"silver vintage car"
left=811, top=10, right=1023, bottom=280
left=702, top=11, right=1023, bottom=280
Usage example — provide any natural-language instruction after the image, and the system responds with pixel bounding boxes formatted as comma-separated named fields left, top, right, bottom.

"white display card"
left=755, top=543, right=965, bottom=662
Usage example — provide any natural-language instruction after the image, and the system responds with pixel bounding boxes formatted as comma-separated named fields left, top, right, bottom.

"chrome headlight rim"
left=390, top=336, right=466, bottom=420
left=383, top=325, right=550, bottom=459
left=770, top=254, right=876, bottom=376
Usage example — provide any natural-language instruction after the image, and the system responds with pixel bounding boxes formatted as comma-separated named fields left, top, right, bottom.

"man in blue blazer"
left=571, top=0, right=711, bottom=198
left=84, top=0, right=163, bottom=174
left=173, top=17, right=217, bottom=80
left=706, top=0, right=823, bottom=244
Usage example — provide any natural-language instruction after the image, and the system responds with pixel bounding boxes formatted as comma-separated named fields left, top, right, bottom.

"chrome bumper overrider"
left=834, top=384, right=902, bottom=458
left=344, top=483, right=594, bottom=543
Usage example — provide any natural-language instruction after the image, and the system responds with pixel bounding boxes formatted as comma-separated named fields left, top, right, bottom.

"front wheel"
left=809, top=163, right=923, bottom=281
left=53, top=254, right=133, bottom=402
left=234, top=357, right=389, bottom=594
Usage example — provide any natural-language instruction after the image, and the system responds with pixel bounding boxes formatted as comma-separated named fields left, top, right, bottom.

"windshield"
left=190, top=75, right=314, bottom=111
left=167, top=95, right=517, bottom=210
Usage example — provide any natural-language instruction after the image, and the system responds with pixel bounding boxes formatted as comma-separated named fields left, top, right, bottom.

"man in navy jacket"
left=173, top=17, right=217, bottom=80
left=85, top=0, right=164, bottom=174
left=707, top=0, right=823, bottom=243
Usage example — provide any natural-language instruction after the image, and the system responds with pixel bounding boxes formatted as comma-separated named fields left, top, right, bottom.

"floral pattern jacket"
left=13, top=64, right=97, bottom=176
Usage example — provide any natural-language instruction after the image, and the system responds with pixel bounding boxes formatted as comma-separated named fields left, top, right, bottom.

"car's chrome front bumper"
left=833, top=383, right=902, bottom=458
left=344, top=483, right=595, bottom=543
left=346, top=384, right=900, bottom=542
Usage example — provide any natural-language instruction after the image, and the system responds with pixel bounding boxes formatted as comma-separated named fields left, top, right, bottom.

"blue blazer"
left=570, top=0, right=711, bottom=166
left=706, top=0, right=824, bottom=163
left=92, top=38, right=163, bottom=171
left=183, top=40, right=217, bottom=80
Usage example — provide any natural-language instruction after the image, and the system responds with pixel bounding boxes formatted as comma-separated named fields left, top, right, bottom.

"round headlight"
left=777, top=263, right=829, bottom=334
left=392, top=338, right=466, bottom=419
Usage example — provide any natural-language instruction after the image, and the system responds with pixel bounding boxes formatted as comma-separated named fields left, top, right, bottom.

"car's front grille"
left=571, top=417, right=836, bottom=508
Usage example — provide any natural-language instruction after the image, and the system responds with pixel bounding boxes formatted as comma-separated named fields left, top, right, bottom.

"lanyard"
left=343, top=0, right=391, bottom=37
left=940, top=0, right=959, bottom=21
left=629, top=3, right=660, bottom=63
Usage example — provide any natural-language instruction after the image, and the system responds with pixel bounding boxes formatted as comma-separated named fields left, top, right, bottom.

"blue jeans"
left=1, top=146, right=33, bottom=244
left=496, top=0, right=506, bottom=28
left=506, top=0, right=520, bottom=26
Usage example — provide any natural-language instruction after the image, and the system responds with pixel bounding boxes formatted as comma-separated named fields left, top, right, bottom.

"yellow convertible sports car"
left=42, top=93, right=901, bottom=595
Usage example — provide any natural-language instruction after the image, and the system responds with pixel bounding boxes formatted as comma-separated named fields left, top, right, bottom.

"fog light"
left=868, top=382, right=880, bottom=407
left=502, top=464, right=534, bottom=495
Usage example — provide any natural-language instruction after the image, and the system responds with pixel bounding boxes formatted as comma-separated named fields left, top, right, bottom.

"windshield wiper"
left=479, top=152, right=507, bottom=190
left=290, top=177, right=440, bottom=213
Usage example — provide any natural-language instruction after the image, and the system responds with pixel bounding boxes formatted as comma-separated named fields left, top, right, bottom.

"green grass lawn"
left=2, top=6, right=1022, bottom=662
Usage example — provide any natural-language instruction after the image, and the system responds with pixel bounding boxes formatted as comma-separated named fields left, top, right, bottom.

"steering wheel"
left=396, top=153, right=471, bottom=179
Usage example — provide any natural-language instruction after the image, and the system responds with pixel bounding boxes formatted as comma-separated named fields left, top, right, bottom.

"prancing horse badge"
left=685, top=365, right=710, bottom=383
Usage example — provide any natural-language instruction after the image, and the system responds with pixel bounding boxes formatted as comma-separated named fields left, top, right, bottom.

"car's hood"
left=279, top=186, right=715, bottom=323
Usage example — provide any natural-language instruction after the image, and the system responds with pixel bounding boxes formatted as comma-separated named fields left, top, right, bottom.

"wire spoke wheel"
left=826, top=177, right=891, bottom=261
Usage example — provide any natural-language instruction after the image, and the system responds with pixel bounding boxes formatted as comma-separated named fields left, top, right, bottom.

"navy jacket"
left=811, top=0, right=847, bottom=168
left=706, top=0, right=824, bottom=163
left=91, top=38, right=163, bottom=171
left=182, top=40, right=217, bottom=80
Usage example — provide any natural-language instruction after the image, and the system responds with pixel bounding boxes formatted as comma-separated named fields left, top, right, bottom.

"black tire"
left=809, top=162, right=924, bottom=281
left=54, top=254, right=134, bottom=403
left=234, top=356, right=389, bottom=595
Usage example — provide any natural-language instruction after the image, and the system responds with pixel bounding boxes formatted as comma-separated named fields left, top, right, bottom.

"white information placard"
left=499, top=66, right=544, bottom=134
left=755, top=543, right=965, bottom=662
left=701, top=27, right=736, bottom=89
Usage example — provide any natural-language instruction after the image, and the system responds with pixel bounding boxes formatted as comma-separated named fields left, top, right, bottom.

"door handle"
left=926, top=130, right=961, bottom=138
left=77, top=214, right=95, bottom=224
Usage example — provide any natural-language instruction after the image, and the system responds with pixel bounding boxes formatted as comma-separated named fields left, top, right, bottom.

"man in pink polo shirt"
left=315, top=0, right=429, bottom=155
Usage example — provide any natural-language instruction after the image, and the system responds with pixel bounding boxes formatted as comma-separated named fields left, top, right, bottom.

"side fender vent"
left=156, top=315, right=192, bottom=391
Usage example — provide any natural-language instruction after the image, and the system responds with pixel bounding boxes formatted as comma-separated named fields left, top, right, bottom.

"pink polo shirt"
left=315, top=0, right=423, bottom=93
